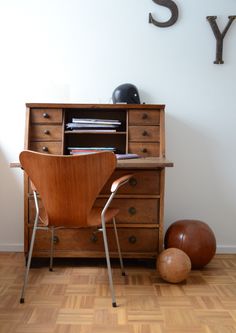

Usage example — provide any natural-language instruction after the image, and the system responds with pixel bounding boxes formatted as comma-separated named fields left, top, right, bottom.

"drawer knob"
left=129, top=235, right=137, bottom=244
left=43, top=113, right=49, bottom=118
left=128, top=207, right=136, bottom=215
left=44, top=129, right=50, bottom=135
left=53, top=236, right=59, bottom=245
left=142, top=130, right=148, bottom=136
left=90, top=233, right=98, bottom=243
left=42, top=146, right=49, bottom=152
left=142, top=148, right=147, bottom=153
left=142, top=113, right=148, bottom=120
left=129, top=177, right=137, bottom=187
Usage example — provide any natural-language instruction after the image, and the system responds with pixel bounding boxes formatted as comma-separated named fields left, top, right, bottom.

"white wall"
left=0, top=0, right=235, bottom=252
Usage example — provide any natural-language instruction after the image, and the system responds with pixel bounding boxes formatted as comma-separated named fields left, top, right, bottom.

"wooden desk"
left=17, top=103, right=173, bottom=259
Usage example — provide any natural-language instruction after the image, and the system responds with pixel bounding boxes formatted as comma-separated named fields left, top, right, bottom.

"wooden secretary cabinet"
left=24, top=103, right=173, bottom=259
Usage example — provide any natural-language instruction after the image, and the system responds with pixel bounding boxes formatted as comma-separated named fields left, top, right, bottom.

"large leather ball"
left=164, top=219, right=216, bottom=269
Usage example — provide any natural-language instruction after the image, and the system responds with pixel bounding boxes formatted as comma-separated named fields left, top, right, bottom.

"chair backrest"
left=19, top=150, right=117, bottom=227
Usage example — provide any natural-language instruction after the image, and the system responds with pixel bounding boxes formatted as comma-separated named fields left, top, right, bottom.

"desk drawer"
left=101, top=170, right=160, bottom=195
left=128, top=142, right=160, bottom=157
left=129, top=110, right=160, bottom=125
left=30, top=125, right=62, bottom=141
left=95, top=198, right=159, bottom=224
left=129, top=126, right=160, bottom=142
left=29, top=141, right=62, bottom=154
left=30, top=108, right=63, bottom=124
left=31, top=228, right=159, bottom=254
left=29, top=197, right=159, bottom=225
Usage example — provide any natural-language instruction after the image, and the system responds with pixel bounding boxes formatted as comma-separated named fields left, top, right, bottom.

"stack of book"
left=115, top=153, right=139, bottom=160
left=66, top=118, right=121, bottom=132
left=68, top=147, right=116, bottom=155
left=68, top=148, right=140, bottom=160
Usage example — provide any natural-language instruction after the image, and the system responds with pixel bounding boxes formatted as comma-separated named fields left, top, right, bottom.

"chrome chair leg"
left=112, top=217, right=125, bottom=276
left=101, top=216, right=117, bottom=307
left=20, top=191, right=39, bottom=303
left=49, top=227, right=55, bottom=271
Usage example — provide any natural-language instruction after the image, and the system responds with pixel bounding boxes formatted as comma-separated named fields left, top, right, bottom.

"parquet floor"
left=0, top=253, right=236, bottom=333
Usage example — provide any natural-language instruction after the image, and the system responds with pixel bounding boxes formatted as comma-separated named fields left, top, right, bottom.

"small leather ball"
left=157, top=248, right=191, bottom=283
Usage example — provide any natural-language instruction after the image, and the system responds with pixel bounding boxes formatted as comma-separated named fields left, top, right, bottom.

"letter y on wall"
left=207, top=16, right=236, bottom=64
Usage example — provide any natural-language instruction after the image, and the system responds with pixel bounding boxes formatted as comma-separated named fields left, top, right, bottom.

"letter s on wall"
left=149, top=0, right=179, bottom=28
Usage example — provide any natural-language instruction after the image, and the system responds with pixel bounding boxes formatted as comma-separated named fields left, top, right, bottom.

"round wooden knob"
left=142, top=148, right=147, bottom=153
left=128, top=207, right=136, bottom=215
left=43, top=113, right=49, bottom=118
left=90, top=233, right=98, bottom=243
left=142, top=113, right=148, bottom=120
left=42, top=146, right=48, bottom=152
left=129, top=177, right=137, bottom=187
left=129, top=236, right=137, bottom=244
left=53, top=236, right=59, bottom=244
left=44, top=129, right=50, bottom=135
left=142, top=130, right=148, bottom=136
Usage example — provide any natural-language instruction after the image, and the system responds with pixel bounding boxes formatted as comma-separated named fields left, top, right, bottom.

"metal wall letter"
left=149, top=0, right=178, bottom=28
left=207, top=16, right=236, bottom=64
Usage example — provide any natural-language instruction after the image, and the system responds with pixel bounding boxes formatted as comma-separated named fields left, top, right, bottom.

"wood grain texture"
left=26, top=103, right=165, bottom=110
left=19, top=151, right=117, bottom=228
left=19, top=104, right=173, bottom=260
left=30, top=108, right=63, bottom=124
left=30, top=125, right=62, bottom=141
left=0, top=253, right=236, bottom=332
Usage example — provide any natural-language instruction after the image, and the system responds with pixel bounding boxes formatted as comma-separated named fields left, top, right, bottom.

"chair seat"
left=88, top=207, right=119, bottom=227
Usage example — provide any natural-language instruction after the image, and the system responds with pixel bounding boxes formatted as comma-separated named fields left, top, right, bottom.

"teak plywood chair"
left=19, top=150, right=132, bottom=307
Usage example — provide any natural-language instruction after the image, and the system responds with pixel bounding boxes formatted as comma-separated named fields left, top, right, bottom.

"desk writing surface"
left=117, top=157, right=173, bottom=169
left=10, top=157, right=173, bottom=170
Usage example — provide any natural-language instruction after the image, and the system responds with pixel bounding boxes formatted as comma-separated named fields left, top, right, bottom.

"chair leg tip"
left=122, top=272, right=126, bottom=276
left=112, top=302, right=117, bottom=307
left=49, top=268, right=53, bottom=272
left=20, top=298, right=24, bottom=304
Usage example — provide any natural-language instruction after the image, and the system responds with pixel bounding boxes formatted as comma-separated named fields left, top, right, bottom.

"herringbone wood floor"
left=0, top=253, right=236, bottom=333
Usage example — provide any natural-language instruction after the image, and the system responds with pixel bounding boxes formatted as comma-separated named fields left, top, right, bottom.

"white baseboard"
left=216, top=245, right=236, bottom=254
left=0, top=244, right=235, bottom=254
left=0, top=244, right=24, bottom=252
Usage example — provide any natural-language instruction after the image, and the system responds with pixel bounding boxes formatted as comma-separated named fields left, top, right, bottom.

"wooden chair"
left=19, top=150, right=132, bottom=307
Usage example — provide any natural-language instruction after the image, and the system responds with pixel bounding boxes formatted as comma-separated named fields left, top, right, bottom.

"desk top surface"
left=10, top=157, right=173, bottom=169
left=26, top=103, right=165, bottom=109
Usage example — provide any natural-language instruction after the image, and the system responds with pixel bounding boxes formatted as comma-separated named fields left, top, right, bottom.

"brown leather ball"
left=157, top=248, right=191, bottom=283
left=164, top=219, right=216, bottom=269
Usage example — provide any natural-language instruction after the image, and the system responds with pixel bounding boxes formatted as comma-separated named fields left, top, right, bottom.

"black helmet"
left=112, top=83, right=140, bottom=104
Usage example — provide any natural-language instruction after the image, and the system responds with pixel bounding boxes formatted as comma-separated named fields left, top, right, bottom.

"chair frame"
left=19, top=151, right=132, bottom=307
